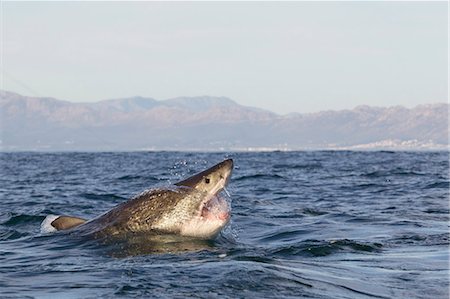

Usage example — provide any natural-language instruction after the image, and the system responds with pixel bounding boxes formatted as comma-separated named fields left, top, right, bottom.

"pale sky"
left=1, top=1, right=448, bottom=114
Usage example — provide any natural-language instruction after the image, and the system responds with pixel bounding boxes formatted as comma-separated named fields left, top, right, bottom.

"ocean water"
left=0, top=151, right=448, bottom=299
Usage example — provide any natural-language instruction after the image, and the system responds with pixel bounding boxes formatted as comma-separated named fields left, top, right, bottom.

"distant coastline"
left=1, top=90, right=448, bottom=152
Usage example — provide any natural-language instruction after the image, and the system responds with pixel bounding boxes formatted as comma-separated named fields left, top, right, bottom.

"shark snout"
left=175, top=158, right=233, bottom=195
left=218, top=159, right=233, bottom=186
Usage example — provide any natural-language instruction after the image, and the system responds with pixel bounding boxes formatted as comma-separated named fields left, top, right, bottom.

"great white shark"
left=41, top=159, right=233, bottom=240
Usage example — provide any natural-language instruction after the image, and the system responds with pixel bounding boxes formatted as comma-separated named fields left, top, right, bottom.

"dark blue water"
left=0, top=151, right=448, bottom=298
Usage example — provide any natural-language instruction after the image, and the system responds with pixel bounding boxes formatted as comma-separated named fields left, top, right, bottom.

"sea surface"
left=0, top=151, right=448, bottom=299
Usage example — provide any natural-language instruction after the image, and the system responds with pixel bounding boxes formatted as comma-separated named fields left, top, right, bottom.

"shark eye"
left=205, top=177, right=210, bottom=184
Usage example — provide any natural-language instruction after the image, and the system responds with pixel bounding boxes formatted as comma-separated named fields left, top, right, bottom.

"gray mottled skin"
left=76, top=187, right=206, bottom=238
left=48, top=159, right=233, bottom=240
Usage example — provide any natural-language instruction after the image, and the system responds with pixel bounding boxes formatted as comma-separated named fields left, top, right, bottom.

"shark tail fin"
left=41, top=215, right=87, bottom=233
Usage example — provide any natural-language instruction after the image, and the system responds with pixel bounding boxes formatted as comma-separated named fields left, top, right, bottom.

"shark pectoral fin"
left=50, top=215, right=87, bottom=231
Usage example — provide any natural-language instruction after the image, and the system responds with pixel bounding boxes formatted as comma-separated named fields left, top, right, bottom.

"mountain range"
left=0, top=90, right=448, bottom=151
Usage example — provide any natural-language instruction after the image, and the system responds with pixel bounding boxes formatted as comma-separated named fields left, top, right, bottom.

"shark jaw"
left=180, top=194, right=230, bottom=239
left=177, top=160, right=233, bottom=239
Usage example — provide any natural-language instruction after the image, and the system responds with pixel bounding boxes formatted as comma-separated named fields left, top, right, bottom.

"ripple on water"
left=272, top=163, right=323, bottom=170
left=269, top=239, right=383, bottom=258
left=79, top=193, right=127, bottom=202
left=423, top=181, right=450, bottom=189
left=1, top=214, right=44, bottom=226
left=234, top=174, right=285, bottom=181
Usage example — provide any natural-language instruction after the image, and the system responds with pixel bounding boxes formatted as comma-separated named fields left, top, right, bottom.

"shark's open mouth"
left=201, top=194, right=230, bottom=221
left=180, top=192, right=230, bottom=239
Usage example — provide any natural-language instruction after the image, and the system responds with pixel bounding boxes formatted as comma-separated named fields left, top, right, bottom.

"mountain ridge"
left=0, top=90, right=448, bottom=151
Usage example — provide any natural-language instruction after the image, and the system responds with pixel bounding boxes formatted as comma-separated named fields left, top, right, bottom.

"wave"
left=0, top=213, right=45, bottom=241
left=259, top=229, right=310, bottom=243
left=1, top=214, right=44, bottom=226
left=269, top=239, right=382, bottom=257
left=0, top=229, right=27, bottom=241
left=301, top=208, right=328, bottom=216
left=79, top=193, right=127, bottom=202
left=115, top=174, right=160, bottom=182
left=423, top=181, right=449, bottom=189
left=234, top=174, right=285, bottom=181
left=362, top=170, right=427, bottom=178
left=272, top=163, right=323, bottom=170
left=388, top=233, right=449, bottom=246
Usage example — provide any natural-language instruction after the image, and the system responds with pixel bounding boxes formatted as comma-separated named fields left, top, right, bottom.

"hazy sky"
left=2, top=1, right=448, bottom=114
